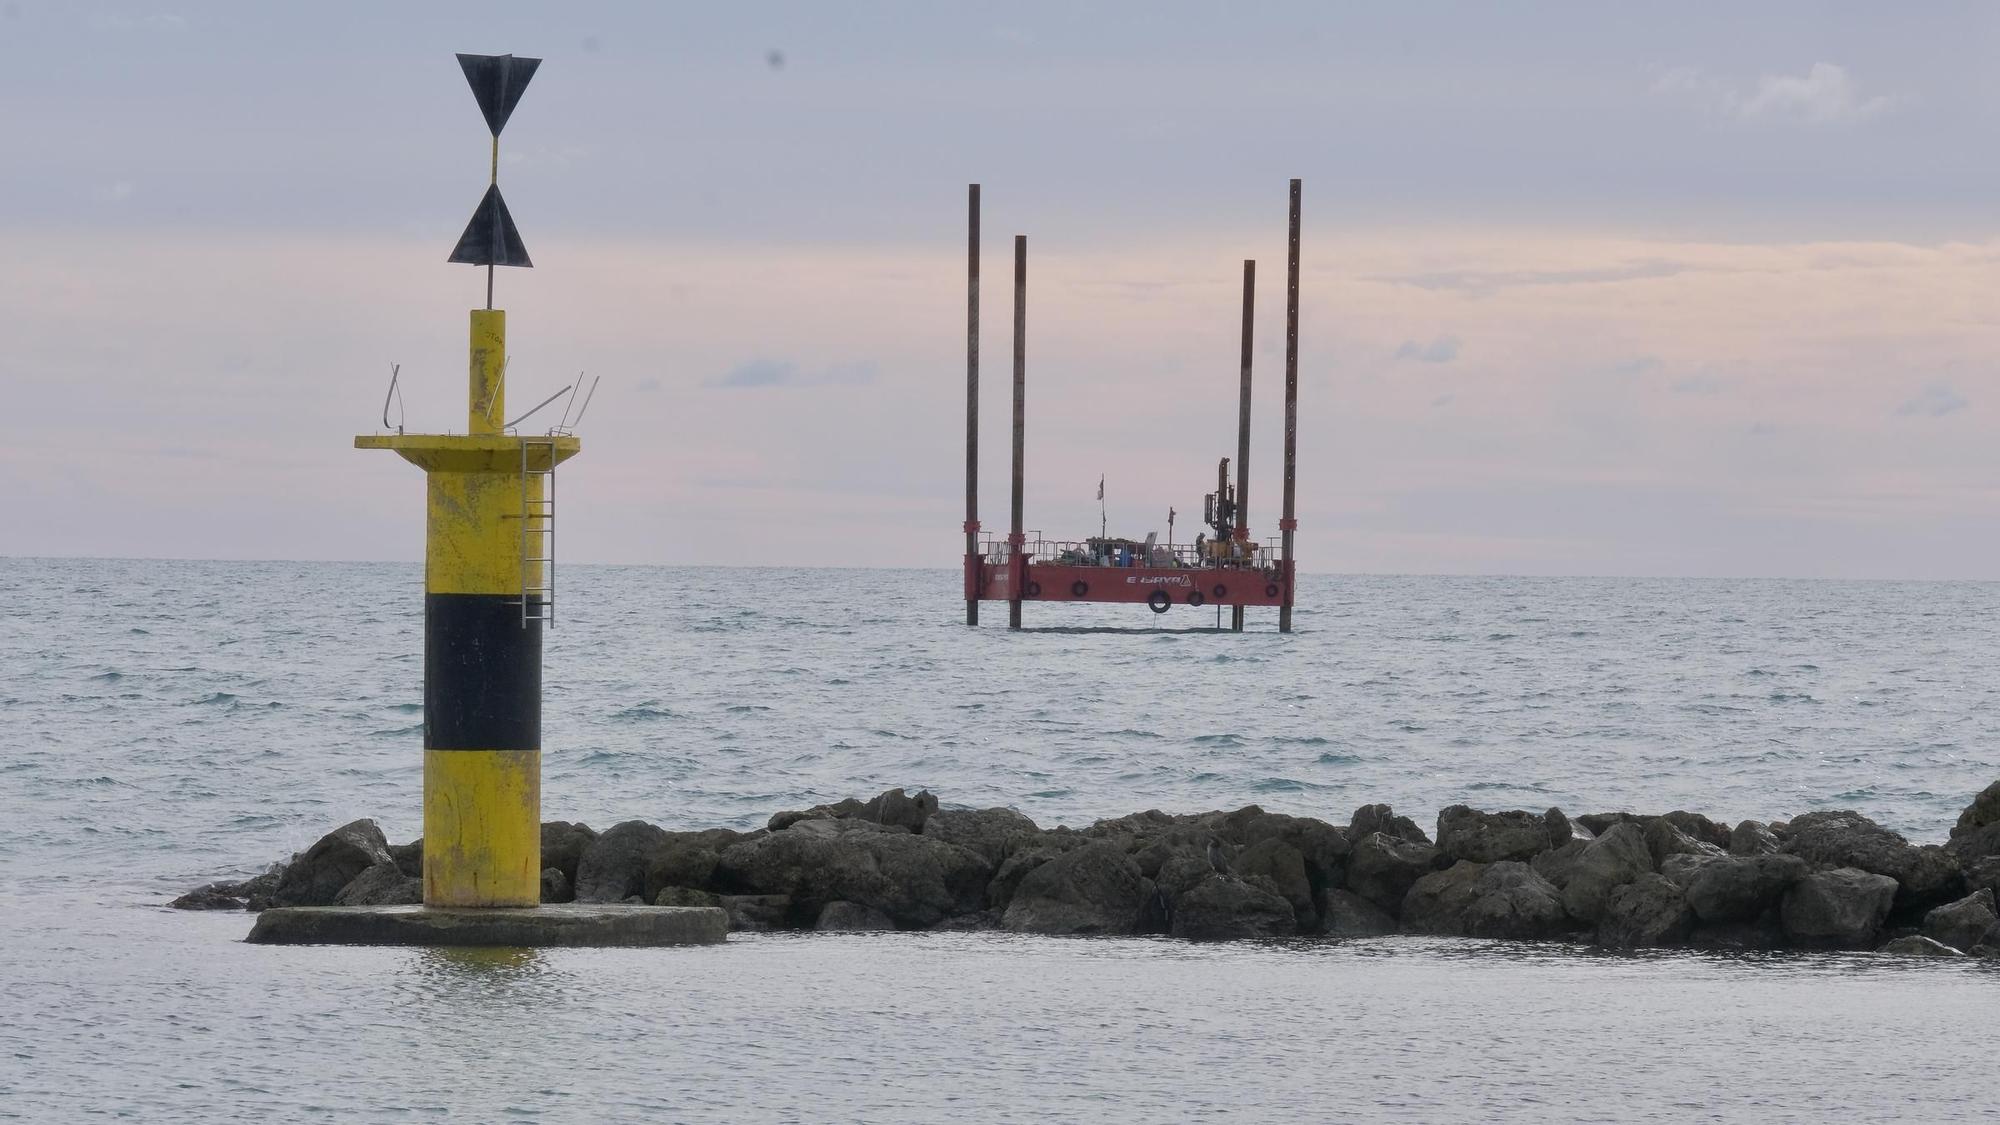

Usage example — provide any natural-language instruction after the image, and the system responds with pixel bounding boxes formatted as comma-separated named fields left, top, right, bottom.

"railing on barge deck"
left=978, top=533, right=1283, bottom=570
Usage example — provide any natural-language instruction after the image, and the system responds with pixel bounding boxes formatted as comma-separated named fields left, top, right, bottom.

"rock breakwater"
left=177, top=781, right=2000, bottom=957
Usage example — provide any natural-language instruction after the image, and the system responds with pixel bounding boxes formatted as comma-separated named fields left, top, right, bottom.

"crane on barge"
left=961, top=180, right=1304, bottom=633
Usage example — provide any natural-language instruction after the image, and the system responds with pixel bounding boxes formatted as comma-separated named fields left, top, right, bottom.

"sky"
left=4, top=1, right=1999, bottom=578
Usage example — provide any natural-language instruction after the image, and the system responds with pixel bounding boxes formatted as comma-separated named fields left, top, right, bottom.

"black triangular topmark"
left=448, top=184, right=533, bottom=268
left=456, top=53, right=541, bottom=136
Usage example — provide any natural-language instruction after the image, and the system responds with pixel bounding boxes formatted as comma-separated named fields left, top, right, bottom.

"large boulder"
left=1435, top=806, right=1559, bottom=864
left=1947, top=780, right=2000, bottom=860
left=1237, top=812, right=1350, bottom=895
left=1002, top=841, right=1150, bottom=935
left=331, top=863, right=421, bottom=906
left=861, top=788, right=939, bottom=833
left=1599, top=873, right=1695, bottom=948
left=987, top=833, right=1092, bottom=913
left=272, top=819, right=394, bottom=907
left=1660, top=811, right=1732, bottom=851
left=716, top=820, right=990, bottom=929
left=1168, top=875, right=1297, bottom=940
left=1531, top=839, right=1590, bottom=889
left=388, top=840, right=424, bottom=879
left=1922, top=888, right=2000, bottom=954
left=641, top=829, right=744, bottom=902
left=718, top=893, right=793, bottom=932
left=1880, top=935, right=1964, bottom=958
left=572, top=821, right=669, bottom=903
left=1683, top=854, right=1809, bottom=924
left=540, top=821, right=598, bottom=886
left=1322, top=889, right=1399, bottom=938
left=1782, top=867, right=1898, bottom=949
left=540, top=867, right=571, bottom=903
left=1230, top=837, right=1315, bottom=930
left=1644, top=818, right=1725, bottom=868
left=921, top=808, right=1041, bottom=867
left=1347, top=832, right=1440, bottom=914
left=1728, top=821, right=1782, bottom=857
left=1784, top=810, right=1961, bottom=910
left=1688, top=909, right=1786, bottom=951
left=1349, top=804, right=1430, bottom=845
left=1560, top=823, right=1653, bottom=924
left=1402, top=860, right=1569, bottom=941
left=816, top=900, right=897, bottom=932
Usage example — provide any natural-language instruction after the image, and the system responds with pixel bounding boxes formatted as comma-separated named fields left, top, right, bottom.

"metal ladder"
left=517, top=438, right=556, bottom=627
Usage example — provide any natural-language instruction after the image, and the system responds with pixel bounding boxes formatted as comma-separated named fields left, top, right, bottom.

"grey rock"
left=1435, top=806, right=1557, bottom=864
left=1576, top=812, right=1641, bottom=837
left=1169, top=875, right=1296, bottom=940
left=1560, top=823, right=1654, bottom=924
left=861, top=788, right=939, bottom=832
left=768, top=797, right=867, bottom=832
left=170, top=882, right=250, bottom=911
left=1531, top=839, right=1590, bottom=889
left=1545, top=807, right=1586, bottom=845
left=539, top=821, right=598, bottom=886
left=332, top=863, right=422, bottom=906
left=1644, top=817, right=1725, bottom=868
left=1729, top=820, right=1782, bottom=857
left=1782, top=867, right=1899, bottom=949
left=1964, top=855, right=2000, bottom=900
left=1659, top=852, right=1722, bottom=890
left=1784, top=810, right=1962, bottom=910
left=1237, top=812, right=1350, bottom=892
left=716, top=820, right=991, bottom=928
left=1661, top=811, right=1732, bottom=850
left=921, top=807, right=1042, bottom=866
left=1347, top=832, right=1441, bottom=914
left=389, top=840, right=424, bottom=879
left=1002, top=841, right=1149, bottom=935
left=641, top=829, right=744, bottom=902
left=1922, top=888, right=2000, bottom=954
left=928, top=910, right=1002, bottom=932
left=816, top=900, right=897, bottom=931
left=1881, top=934, right=1964, bottom=958
left=987, top=833, right=1091, bottom=913
left=1231, top=837, right=1315, bottom=930
left=540, top=867, right=571, bottom=904
left=573, top=821, right=668, bottom=903
left=1599, top=873, right=1694, bottom=948
left=1684, top=854, right=1809, bottom=923
left=719, top=893, right=793, bottom=932
left=1402, top=860, right=1569, bottom=941
left=654, top=886, right=721, bottom=909
left=1349, top=803, right=1430, bottom=845
left=1322, top=889, right=1399, bottom=938
left=1947, top=779, right=2000, bottom=860
left=272, top=819, right=394, bottom=907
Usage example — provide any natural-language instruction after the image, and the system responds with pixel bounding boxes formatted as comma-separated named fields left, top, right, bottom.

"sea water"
left=2, top=559, right=1996, bottom=1121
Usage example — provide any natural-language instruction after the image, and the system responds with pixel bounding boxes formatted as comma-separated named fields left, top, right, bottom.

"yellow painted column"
left=469, top=309, right=506, bottom=435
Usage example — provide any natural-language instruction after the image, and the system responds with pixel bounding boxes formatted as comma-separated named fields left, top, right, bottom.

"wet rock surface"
left=175, top=783, right=2000, bottom=956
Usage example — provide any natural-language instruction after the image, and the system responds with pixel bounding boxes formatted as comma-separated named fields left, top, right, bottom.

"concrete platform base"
left=245, top=903, right=729, bottom=948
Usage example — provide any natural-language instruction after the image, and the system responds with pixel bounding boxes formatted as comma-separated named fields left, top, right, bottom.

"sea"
left=3, top=557, right=1996, bottom=1122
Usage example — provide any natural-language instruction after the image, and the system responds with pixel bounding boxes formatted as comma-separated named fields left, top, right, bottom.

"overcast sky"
left=6, top=2, right=1999, bottom=577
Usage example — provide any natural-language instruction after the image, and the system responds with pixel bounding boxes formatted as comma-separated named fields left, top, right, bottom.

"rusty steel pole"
left=1232, top=258, right=1254, bottom=633
left=1009, top=234, right=1027, bottom=631
left=1279, top=179, right=1301, bottom=634
left=965, top=184, right=981, bottom=626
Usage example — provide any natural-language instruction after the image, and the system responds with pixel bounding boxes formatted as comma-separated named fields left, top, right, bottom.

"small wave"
left=1767, top=692, right=1818, bottom=704
left=1315, top=751, right=1361, bottom=765
left=725, top=704, right=772, bottom=714
left=1188, top=733, right=1244, bottom=747
left=89, top=671, right=123, bottom=682
left=193, top=692, right=237, bottom=706
left=611, top=703, right=679, bottom=721
left=1274, top=735, right=1330, bottom=746
left=369, top=724, right=423, bottom=737
left=1252, top=777, right=1329, bottom=793
left=387, top=702, right=422, bottom=714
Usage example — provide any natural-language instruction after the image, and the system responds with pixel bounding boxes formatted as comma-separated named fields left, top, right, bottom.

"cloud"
left=89, top=12, right=185, bottom=32
left=1897, top=383, right=1969, bottom=418
left=1653, top=62, right=1906, bottom=125
left=1613, top=356, right=1662, bottom=377
left=1371, top=260, right=1689, bottom=295
left=633, top=376, right=662, bottom=393
left=705, top=358, right=877, bottom=389
left=1394, top=335, right=1460, bottom=364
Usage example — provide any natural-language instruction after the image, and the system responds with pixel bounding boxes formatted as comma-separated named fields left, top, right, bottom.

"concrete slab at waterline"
left=246, top=903, right=728, bottom=948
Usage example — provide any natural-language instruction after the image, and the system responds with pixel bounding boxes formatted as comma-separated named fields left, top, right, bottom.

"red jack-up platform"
left=961, top=180, right=1303, bottom=632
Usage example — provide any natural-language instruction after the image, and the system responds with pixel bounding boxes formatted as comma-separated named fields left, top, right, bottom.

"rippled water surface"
left=4, top=559, right=1997, bottom=1121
